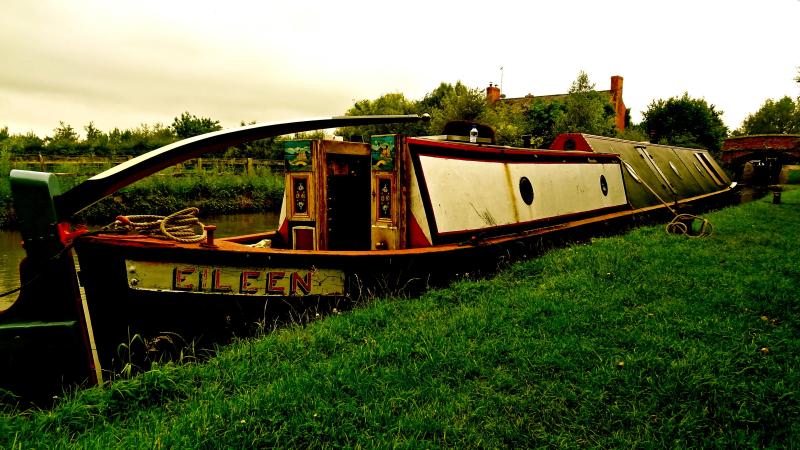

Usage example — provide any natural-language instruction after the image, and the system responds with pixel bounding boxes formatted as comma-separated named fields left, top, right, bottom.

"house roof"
left=500, top=90, right=614, bottom=106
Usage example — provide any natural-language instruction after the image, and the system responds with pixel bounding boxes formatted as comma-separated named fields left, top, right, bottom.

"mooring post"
left=773, top=189, right=782, bottom=204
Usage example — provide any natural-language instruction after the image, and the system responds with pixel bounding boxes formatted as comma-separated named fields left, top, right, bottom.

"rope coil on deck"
left=105, top=207, right=207, bottom=243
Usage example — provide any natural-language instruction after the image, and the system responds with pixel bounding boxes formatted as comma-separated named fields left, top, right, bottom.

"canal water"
left=0, top=212, right=279, bottom=311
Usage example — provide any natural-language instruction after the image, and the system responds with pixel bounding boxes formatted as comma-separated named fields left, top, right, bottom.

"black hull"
left=74, top=188, right=735, bottom=370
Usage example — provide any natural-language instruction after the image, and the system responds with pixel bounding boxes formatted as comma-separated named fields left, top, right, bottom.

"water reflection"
left=0, top=230, right=24, bottom=311
left=207, top=211, right=280, bottom=238
left=0, top=212, right=280, bottom=311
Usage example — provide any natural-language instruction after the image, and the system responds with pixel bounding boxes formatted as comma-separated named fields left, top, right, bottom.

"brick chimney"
left=610, top=75, right=625, bottom=131
left=486, top=83, right=501, bottom=104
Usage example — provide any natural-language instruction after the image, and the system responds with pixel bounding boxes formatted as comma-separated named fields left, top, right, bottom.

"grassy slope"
left=2, top=189, right=799, bottom=448
left=0, top=169, right=285, bottom=228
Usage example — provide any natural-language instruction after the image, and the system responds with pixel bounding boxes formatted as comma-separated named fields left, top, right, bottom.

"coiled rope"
left=665, top=213, right=713, bottom=238
left=2, top=209, right=206, bottom=299
left=104, top=207, right=207, bottom=243
left=634, top=172, right=714, bottom=238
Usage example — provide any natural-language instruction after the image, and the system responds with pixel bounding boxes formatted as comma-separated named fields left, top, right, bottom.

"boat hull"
left=74, top=186, right=735, bottom=367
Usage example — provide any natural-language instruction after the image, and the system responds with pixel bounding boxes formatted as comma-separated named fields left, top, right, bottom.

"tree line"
left=0, top=111, right=324, bottom=161
left=2, top=71, right=798, bottom=160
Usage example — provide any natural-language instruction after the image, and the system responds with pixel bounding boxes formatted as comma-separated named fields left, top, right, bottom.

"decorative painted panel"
left=292, top=177, right=309, bottom=215
left=370, top=135, right=395, bottom=171
left=378, top=177, right=392, bottom=220
left=285, top=140, right=313, bottom=172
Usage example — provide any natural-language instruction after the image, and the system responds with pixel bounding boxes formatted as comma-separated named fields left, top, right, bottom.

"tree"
left=47, top=121, right=80, bottom=155
left=479, top=101, right=527, bottom=146
left=2, top=132, right=45, bottom=156
left=337, top=92, right=428, bottom=140
left=171, top=112, right=222, bottom=139
left=83, top=122, right=109, bottom=156
left=522, top=99, right=567, bottom=147
left=734, top=96, right=799, bottom=135
left=641, top=93, right=728, bottom=154
left=428, top=82, right=486, bottom=134
left=84, top=122, right=103, bottom=142
left=554, top=71, right=617, bottom=137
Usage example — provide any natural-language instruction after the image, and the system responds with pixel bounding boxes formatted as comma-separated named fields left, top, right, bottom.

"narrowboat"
left=0, top=114, right=734, bottom=398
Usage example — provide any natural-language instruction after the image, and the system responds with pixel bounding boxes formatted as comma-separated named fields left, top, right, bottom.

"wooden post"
left=247, top=158, right=254, bottom=176
left=196, top=158, right=203, bottom=174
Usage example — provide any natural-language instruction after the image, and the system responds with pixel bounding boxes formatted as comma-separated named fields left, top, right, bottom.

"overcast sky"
left=1, top=0, right=798, bottom=138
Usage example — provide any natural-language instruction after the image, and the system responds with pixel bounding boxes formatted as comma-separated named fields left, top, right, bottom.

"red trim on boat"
left=408, top=213, right=432, bottom=248
left=549, top=134, right=593, bottom=151
left=407, top=137, right=616, bottom=160
left=277, top=218, right=289, bottom=244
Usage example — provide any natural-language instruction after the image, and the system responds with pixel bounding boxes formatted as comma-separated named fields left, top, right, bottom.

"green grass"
left=1, top=189, right=799, bottom=447
left=74, top=169, right=284, bottom=225
left=0, top=164, right=285, bottom=228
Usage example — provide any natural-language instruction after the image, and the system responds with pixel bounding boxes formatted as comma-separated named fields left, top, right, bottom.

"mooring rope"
left=104, top=207, right=207, bottom=243
left=665, top=213, right=713, bottom=238
left=635, top=174, right=714, bottom=238
left=1, top=209, right=206, bottom=300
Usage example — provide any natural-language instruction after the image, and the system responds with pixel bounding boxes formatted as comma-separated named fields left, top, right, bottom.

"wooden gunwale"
left=76, top=186, right=734, bottom=260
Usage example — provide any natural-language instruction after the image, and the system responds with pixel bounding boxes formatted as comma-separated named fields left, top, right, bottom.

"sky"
left=1, top=0, right=798, bottom=138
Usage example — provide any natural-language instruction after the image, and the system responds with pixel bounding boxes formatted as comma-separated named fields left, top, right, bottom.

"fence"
left=7, top=156, right=285, bottom=177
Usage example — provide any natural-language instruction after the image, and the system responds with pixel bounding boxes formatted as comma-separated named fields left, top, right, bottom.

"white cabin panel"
left=419, top=156, right=627, bottom=234
left=507, top=163, right=627, bottom=219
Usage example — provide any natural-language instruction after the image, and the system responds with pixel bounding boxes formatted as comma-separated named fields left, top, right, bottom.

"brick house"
left=485, top=75, right=627, bottom=131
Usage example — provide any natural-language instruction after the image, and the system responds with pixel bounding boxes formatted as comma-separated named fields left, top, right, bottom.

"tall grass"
left=75, top=168, right=284, bottom=225
left=0, top=151, right=13, bottom=227
left=0, top=163, right=284, bottom=228
left=0, top=189, right=798, bottom=447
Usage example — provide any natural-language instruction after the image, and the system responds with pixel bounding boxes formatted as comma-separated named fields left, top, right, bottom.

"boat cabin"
left=278, top=135, right=407, bottom=251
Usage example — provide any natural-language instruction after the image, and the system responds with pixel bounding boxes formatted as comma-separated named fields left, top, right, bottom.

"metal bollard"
left=201, top=225, right=218, bottom=248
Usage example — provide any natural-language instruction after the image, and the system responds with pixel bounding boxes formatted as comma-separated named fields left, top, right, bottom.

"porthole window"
left=623, top=161, right=642, bottom=183
left=564, top=139, right=576, bottom=150
left=519, top=177, right=534, bottom=205
left=600, top=175, right=608, bottom=196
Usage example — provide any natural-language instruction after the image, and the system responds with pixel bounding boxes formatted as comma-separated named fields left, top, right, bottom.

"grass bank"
left=1, top=189, right=798, bottom=447
left=0, top=164, right=284, bottom=228
left=73, top=171, right=284, bottom=225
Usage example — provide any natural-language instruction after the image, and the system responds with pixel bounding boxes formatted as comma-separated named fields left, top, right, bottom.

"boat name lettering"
left=128, top=260, right=343, bottom=296
left=171, top=267, right=316, bottom=295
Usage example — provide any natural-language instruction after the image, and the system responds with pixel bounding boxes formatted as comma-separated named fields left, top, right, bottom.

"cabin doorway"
left=325, top=154, right=371, bottom=250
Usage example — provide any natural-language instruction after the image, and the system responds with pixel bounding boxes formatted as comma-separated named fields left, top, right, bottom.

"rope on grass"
left=635, top=175, right=714, bottom=238
left=104, top=207, right=207, bottom=243
left=665, top=213, right=713, bottom=238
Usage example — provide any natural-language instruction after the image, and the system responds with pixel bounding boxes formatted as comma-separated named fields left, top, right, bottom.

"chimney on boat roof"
left=486, top=82, right=501, bottom=104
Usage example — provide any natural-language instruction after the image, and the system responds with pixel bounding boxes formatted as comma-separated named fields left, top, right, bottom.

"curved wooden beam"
left=55, top=114, right=427, bottom=219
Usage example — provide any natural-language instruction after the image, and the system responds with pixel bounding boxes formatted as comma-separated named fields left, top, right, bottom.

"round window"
left=600, top=175, right=608, bottom=196
left=519, top=177, right=534, bottom=205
